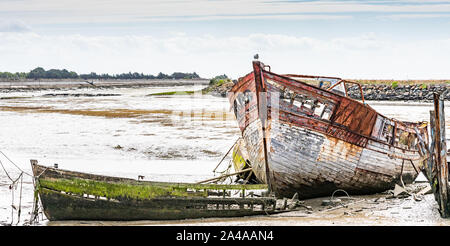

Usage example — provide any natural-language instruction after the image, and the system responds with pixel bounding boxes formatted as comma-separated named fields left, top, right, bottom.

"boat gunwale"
left=230, top=63, right=427, bottom=127
left=31, top=162, right=269, bottom=191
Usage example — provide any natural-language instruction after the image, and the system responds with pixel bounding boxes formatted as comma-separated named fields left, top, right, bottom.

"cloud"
left=0, top=20, right=31, bottom=32
left=0, top=31, right=450, bottom=80
left=139, top=14, right=353, bottom=22
left=378, top=13, right=450, bottom=20
left=2, top=0, right=450, bottom=25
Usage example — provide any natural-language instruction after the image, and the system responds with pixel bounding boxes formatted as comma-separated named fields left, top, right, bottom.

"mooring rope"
left=331, top=189, right=351, bottom=200
left=0, top=150, right=35, bottom=225
left=0, top=159, right=14, bottom=182
left=0, top=151, right=33, bottom=177
left=212, top=137, right=240, bottom=174
left=26, top=167, right=51, bottom=225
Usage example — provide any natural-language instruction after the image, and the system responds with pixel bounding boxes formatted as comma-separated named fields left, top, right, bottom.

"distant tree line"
left=0, top=67, right=201, bottom=80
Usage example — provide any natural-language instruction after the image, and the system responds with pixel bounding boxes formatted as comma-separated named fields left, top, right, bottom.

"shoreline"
left=206, top=81, right=450, bottom=101
left=0, top=79, right=209, bottom=91
left=347, top=84, right=450, bottom=101
left=1, top=79, right=450, bottom=101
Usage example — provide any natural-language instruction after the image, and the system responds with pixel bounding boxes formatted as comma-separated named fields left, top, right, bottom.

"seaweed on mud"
left=0, top=105, right=233, bottom=120
left=147, top=91, right=196, bottom=96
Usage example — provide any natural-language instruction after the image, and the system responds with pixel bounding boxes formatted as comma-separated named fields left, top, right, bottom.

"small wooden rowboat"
left=31, top=160, right=277, bottom=221
left=228, top=60, right=429, bottom=199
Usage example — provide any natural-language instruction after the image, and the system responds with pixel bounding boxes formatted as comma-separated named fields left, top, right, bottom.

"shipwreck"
left=228, top=60, right=429, bottom=199
left=30, top=160, right=278, bottom=221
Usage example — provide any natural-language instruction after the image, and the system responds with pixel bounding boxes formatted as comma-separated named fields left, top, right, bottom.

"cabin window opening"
left=233, top=90, right=253, bottom=122
left=303, top=99, right=315, bottom=110
left=320, top=79, right=346, bottom=96
left=236, top=92, right=245, bottom=106
left=396, top=130, right=418, bottom=150
left=293, top=97, right=303, bottom=109
left=290, top=92, right=296, bottom=105
left=281, top=97, right=292, bottom=106
left=330, top=82, right=346, bottom=96
left=281, top=87, right=295, bottom=100
left=242, top=89, right=253, bottom=107
left=233, top=101, right=238, bottom=117
left=380, top=119, right=394, bottom=143
left=280, top=88, right=295, bottom=106
left=278, top=87, right=335, bottom=121
left=371, top=115, right=384, bottom=139
left=293, top=94, right=306, bottom=109
left=397, top=130, right=410, bottom=149
left=408, top=134, right=418, bottom=150
left=321, top=106, right=333, bottom=121
left=314, top=102, right=326, bottom=118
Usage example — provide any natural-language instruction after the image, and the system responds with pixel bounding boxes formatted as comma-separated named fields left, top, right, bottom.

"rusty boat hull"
left=228, top=61, right=429, bottom=199
left=31, top=160, right=276, bottom=221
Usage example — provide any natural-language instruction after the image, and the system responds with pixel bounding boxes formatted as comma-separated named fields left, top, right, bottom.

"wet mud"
left=47, top=182, right=449, bottom=226
left=0, top=84, right=449, bottom=226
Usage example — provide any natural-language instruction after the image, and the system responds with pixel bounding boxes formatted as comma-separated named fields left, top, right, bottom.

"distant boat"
left=31, top=160, right=277, bottom=221
left=228, top=60, right=429, bottom=199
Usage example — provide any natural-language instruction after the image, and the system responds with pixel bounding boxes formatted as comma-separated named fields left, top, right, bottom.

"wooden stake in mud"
left=431, top=93, right=449, bottom=218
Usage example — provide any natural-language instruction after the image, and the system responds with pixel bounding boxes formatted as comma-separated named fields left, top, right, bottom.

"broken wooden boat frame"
left=30, top=160, right=278, bottom=221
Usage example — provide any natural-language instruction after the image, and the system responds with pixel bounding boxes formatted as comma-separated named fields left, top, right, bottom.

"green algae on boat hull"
left=31, top=163, right=276, bottom=221
left=38, top=177, right=268, bottom=201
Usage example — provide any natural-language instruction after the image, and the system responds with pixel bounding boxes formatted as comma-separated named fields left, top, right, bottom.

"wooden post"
left=431, top=93, right=449, bottom=217
left=429, top=111, right=436, bottom=181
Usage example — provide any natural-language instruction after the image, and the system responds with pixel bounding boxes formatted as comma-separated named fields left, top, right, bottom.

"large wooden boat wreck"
left=228, top=60, right=429, bottom=199
left=31, top=160, right=277, bottom=221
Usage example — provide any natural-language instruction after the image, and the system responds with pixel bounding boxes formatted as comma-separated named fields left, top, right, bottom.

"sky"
left=1, top=0, right=450, bottom=79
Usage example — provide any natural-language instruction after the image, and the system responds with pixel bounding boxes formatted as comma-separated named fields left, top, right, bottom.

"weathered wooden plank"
left=432, top=93, right=449, bottom=217
left=32, top=162, right=278, bottom=221
left=246, top=120, right=419, bottom=198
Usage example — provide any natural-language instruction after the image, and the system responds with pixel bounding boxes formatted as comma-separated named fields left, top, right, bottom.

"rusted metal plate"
left=332, top=97, right=377, bottom=136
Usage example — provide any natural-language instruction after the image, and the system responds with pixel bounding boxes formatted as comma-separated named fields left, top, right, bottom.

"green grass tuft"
left=391, top=81, right=399, bottom=89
